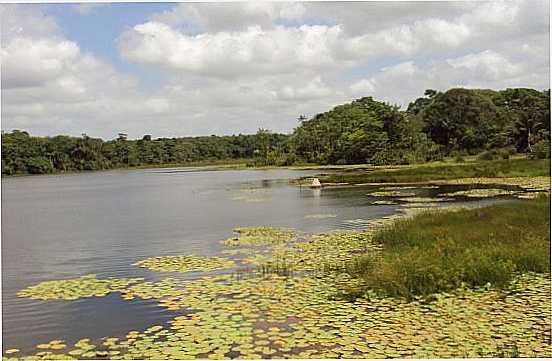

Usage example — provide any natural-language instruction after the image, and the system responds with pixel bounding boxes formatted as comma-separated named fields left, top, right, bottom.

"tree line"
left=2, top=87, right=550, bottom=175
left=1, top=131, right=291, bottom=175
left=293, top=87, right=550, bottom=165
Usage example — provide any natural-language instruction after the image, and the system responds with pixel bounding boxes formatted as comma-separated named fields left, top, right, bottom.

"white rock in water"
left=311, top=178, right=322, bottom=188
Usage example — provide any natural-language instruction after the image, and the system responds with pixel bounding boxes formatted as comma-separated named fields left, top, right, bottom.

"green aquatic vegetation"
left=222, top=227, right=296, bottom=246
left=322, top=159, right=550, bottom=184
left=16, top=275, right=143, bottom=301
left=120, top=278, right=186, bottom=305
left=400, top=202, right=438, bottom=209
left=7, top=273, right=552, bottom=359
left=380, top=186, right=420, bottom=190
left=368, top=190, right=416, bottom=197
left=515, top=192, right=546, bottom=199
left=133, top=255, right=235, bottom=273
left=350, top=195, right=551, bottom=298
left=247, top=231, right=381, bottom=274
left=447, top=188, right=518, bottom=198
left=398, top=197, right=452, bottom=203
left=435, top=176, right=551, bottom=192
left=371, top=200, right=396, bottom=205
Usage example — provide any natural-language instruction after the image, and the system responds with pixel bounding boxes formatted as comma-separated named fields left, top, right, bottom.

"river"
left=1, top=167, right=518, bottom=352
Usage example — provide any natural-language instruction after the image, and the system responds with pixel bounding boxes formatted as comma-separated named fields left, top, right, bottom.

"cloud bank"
left=1, top=1, right=549, bottom=139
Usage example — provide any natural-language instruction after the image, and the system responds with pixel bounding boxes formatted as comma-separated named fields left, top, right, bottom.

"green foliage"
left=477, top=148, right=511, bottom=161
left=292, top=96, right=439, bottom=165
left=413, top=87, right=550, bottom=155
left=25, top=156, right=54, bottom=174
left=421, top=88, right=507, bottom=152
left=529, top=139, right=551, bottom=160
left=1, top=130, right=292, bottom=175
left=292, top=97, right=389, bottom=164
left=349, top=195, right=551, bottom=298
left=492, top=88, right=550, bottom=152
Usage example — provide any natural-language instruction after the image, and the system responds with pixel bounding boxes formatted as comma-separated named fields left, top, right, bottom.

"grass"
left=322, top=158, right=550, bottom=184
left=348, top=195, right=551, bottom=299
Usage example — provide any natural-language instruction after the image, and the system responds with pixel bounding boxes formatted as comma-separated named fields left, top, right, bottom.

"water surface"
left=1, top=168, right=521, bottom=351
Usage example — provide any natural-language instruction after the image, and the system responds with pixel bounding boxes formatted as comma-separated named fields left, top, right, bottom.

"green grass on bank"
left=348, top=195, right=551, bottom=299
left=322, top=158, right=550, bottom=184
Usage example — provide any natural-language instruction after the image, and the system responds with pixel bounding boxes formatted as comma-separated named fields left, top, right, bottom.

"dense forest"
left=293, top=87, right=550, bottom=164
left=2, top=87, right=550, bottom=175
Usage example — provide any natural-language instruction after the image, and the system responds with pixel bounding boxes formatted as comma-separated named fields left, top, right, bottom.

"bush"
left=477, top=150, right=495, bottom=160
left=498, top=149, right=510, bottom=160
left=477, top=148, right=511, bottom=161
left=454, top=154, right=465, bottom=162
left=530, top=140, right=551, bottom=159
left=25, top=157, right=54, bottom=174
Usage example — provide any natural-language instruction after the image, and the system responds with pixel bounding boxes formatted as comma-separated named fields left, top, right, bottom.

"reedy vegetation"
left=2, top=87, right=550, bottom=175
left=348, top=195, right=551, bottom=299
left=322, top=158, right=551, bottom=184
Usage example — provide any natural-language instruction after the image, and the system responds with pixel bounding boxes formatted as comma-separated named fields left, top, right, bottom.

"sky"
left=1, top=1, right=550, bottom=140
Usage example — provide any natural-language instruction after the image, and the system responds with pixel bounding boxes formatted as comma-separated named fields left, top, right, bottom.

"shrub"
left=497, top=148, right=510, bottom=160
left=454, top=154, right=465, bottom=162
left=25, top=157, right=54, bottom=174
left=477, top=150, right=495, bottom=160
left=530, top=140, right=551, bottom=159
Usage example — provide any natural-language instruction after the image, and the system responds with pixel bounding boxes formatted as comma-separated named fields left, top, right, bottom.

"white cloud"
left=119, top=22, right=345, bottom=78
left=447, top=50, right=523, bottom=80
left=349, top=79, right=375, bottom=95
left=349, top=49, right=548, bottom=108
left=150, top=2, right=307, bottom=33
left=1, top=1, right=550, bottom=139
left=275, top=76, right=333, bottom=101
left=1, top=37, right=79, bottom=88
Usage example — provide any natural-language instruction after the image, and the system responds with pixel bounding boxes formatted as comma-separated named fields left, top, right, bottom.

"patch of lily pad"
left=446, top=188, right=517, bottom=198
left=16, top=275, right=143, bottom=301
left=368, top=190, right=417, bottom=197
left=371, top=200, right=396, bottom=205
left=133, top=255, right=236, bottom=273
left=398, top=197, right=452, bottom=203
left=242, top=231, right=381, bottom=274
left=8, top=272, right=551, bottom=359
left=436, top=176, right=551, bottom=192
left=222, top=227, right=296, bottom=246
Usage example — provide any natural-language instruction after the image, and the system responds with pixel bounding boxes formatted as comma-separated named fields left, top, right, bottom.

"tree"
left=421, top=88, right=506, bottom=153
left=292, top=97, right=398, bottom=164
left=492, top=88, right=550, bottom=152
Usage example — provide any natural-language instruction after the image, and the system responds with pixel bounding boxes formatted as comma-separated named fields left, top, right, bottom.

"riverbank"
left=317, top=158, right=550, bottom=185
left=4, top=153, right=548, bottom=179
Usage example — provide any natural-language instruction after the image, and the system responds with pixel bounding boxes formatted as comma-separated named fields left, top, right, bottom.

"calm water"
left=1, top=168, right=519, bottom=351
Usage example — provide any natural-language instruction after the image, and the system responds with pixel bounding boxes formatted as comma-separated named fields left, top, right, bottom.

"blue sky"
left=45, top=3, right=173, bottom=87
left=1, top=1, right=549, bottom=139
